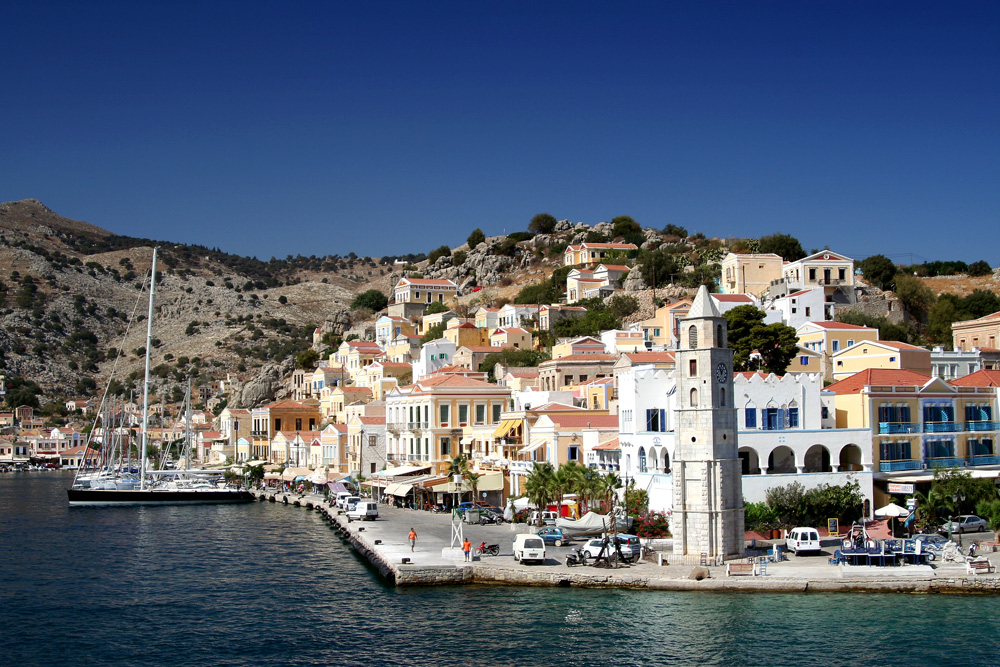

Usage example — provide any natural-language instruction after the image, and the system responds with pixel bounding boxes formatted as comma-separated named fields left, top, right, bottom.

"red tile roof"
left=807, top=321, right=873, bottom=330
left=593, top=438, right=620, bottom=451
left=547, top=414, right=619, bottom=429
left=398, top=278, right=458, bottom=287
left=825, top=369, right=931, bottom=395
left=950, top=370, right=1000, bottom=388
left=623, top=351, right=676, bottom=363
left=543, top=354, right=616, bottom=363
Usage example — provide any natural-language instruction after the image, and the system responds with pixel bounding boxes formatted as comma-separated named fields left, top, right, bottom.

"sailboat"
left=67, top=247, right=254, bottom=506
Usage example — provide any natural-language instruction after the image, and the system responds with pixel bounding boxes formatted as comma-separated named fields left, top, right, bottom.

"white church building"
left=617, top=367, right=873, bottom=515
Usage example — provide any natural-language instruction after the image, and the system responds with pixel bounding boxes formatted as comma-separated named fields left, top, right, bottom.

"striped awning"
left=492, top=419, right=519, bottom=439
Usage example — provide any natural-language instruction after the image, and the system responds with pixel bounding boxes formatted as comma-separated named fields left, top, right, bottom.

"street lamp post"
left=949, top=490, right=966, bottom=546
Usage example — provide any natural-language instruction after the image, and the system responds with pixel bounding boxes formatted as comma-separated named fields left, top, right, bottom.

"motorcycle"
left=475, top=542, right=500, bottom=557
left=565, top=547, right=588, bottom=567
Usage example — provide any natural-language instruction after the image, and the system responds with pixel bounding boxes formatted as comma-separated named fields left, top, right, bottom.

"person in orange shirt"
left=408, top=528, right=417, bottom=552
left=463, top=538, right=472, bottom=562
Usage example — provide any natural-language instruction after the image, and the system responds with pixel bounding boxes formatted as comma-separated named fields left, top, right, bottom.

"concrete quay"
left=253, top=490, right=1000, bottom=594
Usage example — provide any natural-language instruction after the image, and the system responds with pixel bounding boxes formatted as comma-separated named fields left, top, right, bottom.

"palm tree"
left=524, top=462, right=555, bottom=525
left=578, top=467, right=602, bottom=513
left=553, top=461, right=584, bottom=517
left=466, top=471, right=481, bottom=507
left=599, top=471, right=623, bottom=513
left=445, top=455, right=469, bottom=507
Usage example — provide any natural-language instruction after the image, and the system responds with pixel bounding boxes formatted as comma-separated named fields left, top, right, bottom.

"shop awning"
left=460, top=437, right=474, bottom=445
left=492, top=420, right=519, bottom=439
left=439, top=472, right=504, bottom=493
left=372, top=465, right=430, bottom=480
left=520, top=439, right=547, bottom=454
left=384, top=482, right=414, bottom=496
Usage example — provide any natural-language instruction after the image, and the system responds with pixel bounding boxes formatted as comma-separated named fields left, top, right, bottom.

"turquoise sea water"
left=2, top=472, right=999, bottom=666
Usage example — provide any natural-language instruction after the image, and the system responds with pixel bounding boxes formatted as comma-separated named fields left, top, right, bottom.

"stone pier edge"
left=263, top=492, right=1000, bottom=596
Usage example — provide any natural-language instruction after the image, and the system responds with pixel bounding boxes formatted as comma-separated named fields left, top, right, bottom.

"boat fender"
left=283, top=496, right=288, bottom=505
left=843, top=540, right=852, bottom=551
left=865, top=539, right=875, bottom=550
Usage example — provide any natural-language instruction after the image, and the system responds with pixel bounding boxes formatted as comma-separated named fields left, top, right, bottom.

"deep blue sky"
left=3, top=2, right=998, bottom=264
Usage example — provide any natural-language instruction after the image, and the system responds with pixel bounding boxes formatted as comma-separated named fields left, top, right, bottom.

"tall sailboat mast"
left=139, top=247, right=157, bottom=490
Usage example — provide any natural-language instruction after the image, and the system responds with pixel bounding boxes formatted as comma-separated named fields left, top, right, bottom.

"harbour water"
left=2, top=472, right=999, bottom=666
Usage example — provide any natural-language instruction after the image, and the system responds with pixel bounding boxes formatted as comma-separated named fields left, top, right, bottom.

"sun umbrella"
left=874, top=502, right=909, bottom=517
left=875, top=502, right=910, bottom=538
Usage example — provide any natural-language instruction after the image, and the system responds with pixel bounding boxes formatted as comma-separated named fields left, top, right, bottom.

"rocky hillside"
left=2, top=198, right=996, bottom=413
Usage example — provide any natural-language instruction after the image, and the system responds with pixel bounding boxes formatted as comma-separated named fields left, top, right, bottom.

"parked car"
left=785, top=527, right=822, bottom=554
left=579, top=535, right=637, bottom=562
left=343, top=496, right=362, bottom=512
left=939, top=515, right=988, bottom=534
left=347, top=500, right=379, bottom=521
left=912, top=533, right=948, bottom=560
left=535, top=527, right=568, bottom=547
left=528, top=510, right=559, bottom=526
left=512, top=534, right=547, bottom=564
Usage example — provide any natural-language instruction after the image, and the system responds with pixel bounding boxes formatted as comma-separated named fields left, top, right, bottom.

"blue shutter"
left=745, top=408, right=756, bottom=428
left=660, top=409, right=667, bottom=432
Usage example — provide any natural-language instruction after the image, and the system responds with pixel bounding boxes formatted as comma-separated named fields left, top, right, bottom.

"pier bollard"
left=374, top=540, right=382, bottom=545
left=401, top=558, right=411, bottom=564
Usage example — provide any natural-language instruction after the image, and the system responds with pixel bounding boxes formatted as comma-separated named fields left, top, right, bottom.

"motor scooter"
left=565, top=547, right=588, bottom=566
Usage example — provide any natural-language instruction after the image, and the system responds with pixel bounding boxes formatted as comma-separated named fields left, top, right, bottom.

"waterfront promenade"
left=256, top=490, right=1000, bottom=593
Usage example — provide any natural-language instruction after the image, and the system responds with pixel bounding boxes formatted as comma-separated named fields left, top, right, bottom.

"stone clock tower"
left=672, top=285, right=745, bottom=561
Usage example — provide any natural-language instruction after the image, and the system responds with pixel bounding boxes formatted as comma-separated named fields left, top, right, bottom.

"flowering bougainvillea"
left=633, top=511, right=671, bottom=538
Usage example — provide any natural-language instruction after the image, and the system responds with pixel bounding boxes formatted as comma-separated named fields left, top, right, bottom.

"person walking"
left=463, top=538, right=472, bottom=562
left=408, top=528, right=417, bottom=552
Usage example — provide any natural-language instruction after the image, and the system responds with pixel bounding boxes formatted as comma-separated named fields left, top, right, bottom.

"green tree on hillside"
left=528, top=213, right=558, bottom=234
left=352, top=289, right=388, bottom=312
left=836, top=311, right=914, bottom=343
left=637, top=248, right=684, bottom=288
left=725, top=305, right=799, bottom=374
left=859, top=254, right=897, bottom=290
left=467, top=228, right=486, bottom=249
left=757, top=233, right=806, bottom=262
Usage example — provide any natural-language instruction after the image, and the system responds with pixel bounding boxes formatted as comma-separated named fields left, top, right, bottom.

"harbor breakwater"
left=255, top=490, right=1000, bottom=594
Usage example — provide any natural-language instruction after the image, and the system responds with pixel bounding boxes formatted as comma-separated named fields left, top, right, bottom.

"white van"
left=512, top=534, right=547, bottom=564
left=347, top=500, right=379, bottom=521
left=528, top=510, right=559, bottom=526
left=786, top=527, right=821, bottom=554
left=340, top=495, right=362, bottom=511
left=333, top=491, right=352, bottom=507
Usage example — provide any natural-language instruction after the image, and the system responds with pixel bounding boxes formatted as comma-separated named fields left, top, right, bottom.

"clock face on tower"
left=716, top=362, right=729, bottom=384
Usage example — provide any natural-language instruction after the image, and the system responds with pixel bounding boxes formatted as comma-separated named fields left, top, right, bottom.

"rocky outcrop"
left=232, top=360, right=294, bottom=409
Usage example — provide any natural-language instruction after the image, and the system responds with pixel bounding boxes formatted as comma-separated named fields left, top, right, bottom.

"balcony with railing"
left=879, top=459, right=922, bottom=472
left=926, top=457, right=964, bottom=468
left=967, top=455, right=1000, bottom=467
left=966, top=421, right=1000, bottom=432
left=878, top=422, right=920, bottom=435
left=923, top=422, right=960, bottom=433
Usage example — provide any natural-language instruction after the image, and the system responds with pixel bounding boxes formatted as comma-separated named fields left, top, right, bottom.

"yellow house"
left=796, top=321, right=879, bottom=381
left=420, top=309, right=458, bottom=335
left=355, top=361, right=411, bottom=400
left=831, top=340, right=932, bottom=382
left=325, top=385, right=374, bottom=423
left=565, top=269, right=603, bottom=302
left=444, top=321, right=489, bottom=348
left=784, top=345, right=824, bottom=375
left=250, top=400, right=321, bottom=462
left=524, top=412, right=618, bottom=465
left=375, top=315, right=416, bottom=350
left=563, top=242, right=638, bottom=267
left=490, top=327, right=531, bottom=350
left=320, top=423, right=349, bottom=473
left=719, top=252, right=784, bottom=296
left=952, top=310, right=1000, bottom=352
left=393, top=277, right=459, bottom=305
left=385, top=374, right=512, bottom=471
left=552, top=336, right=604, bottom=359
left=826, top=368, right=1000, bottom=501
left=474, top=307, right=501, bottom=330
left=782, top=250, right=855, bottom=293
left=632, top=300, right=692, bottom=349
left=335, top=340, right=383, bottom=380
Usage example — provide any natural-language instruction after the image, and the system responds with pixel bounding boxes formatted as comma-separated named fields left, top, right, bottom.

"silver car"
left=939, top=515, right=988, bottom=534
